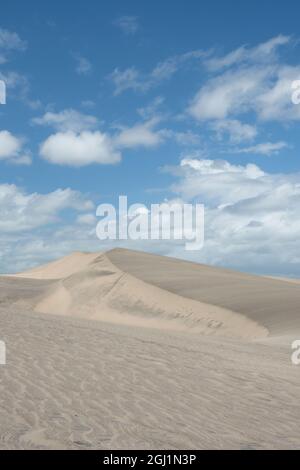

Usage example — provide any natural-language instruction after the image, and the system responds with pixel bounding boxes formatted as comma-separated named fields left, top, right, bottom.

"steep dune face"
left=30, top=252, right=266, bottom=339
left=107, top=248, right=300, bottom=337
left=12, top=248, right=300, bottom=339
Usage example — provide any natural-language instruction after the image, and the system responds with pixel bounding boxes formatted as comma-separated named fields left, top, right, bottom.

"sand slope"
left=16, top=248, right=300, bottom=338
left=0, top=298, right=299, bottom=450
left=14, top=251, right=100, bottom=280
left=1, top=248, right=299, bottom=449
left=14, top=251, right=267, bottom=339
left=107, top=248, right=300, bottom=337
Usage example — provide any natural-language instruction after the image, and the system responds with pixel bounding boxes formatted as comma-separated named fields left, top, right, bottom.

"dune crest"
left=12, top=248, right=300, bottom=339
left=25, top=251, right=267, bottom=339
left=13, top=251, right=101, bottom=280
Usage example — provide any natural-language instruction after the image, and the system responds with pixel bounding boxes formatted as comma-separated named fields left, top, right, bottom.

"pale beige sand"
left=107, top=249, right=300, bottom=337
left=1, top=248, right=300, bottom=449
left=13, top=251, right=100, bottom=280
left=30, top=252, right=267, bottom=339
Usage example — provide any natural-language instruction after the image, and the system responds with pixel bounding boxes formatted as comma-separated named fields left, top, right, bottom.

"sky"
left=1, top=0, right=300, bottom=276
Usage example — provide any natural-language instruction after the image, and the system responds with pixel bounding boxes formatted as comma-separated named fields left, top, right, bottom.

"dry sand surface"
left=0, top=248, right=300, bottom=449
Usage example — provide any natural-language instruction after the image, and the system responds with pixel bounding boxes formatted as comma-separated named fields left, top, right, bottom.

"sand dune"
left=107, top=248, right=300, bottom=337
left=14, top=251, right=100, bottom=280
left=28, top=251, right=266, bottom=339
left=1, top=248, right=300, bottom=449
left=16, top=248, right=300, bottom=338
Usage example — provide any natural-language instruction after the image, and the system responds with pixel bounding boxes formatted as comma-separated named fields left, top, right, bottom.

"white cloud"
left=35, top=109, right=170, bottom=166
left=32, top=109, right=99, bottom=132
left=0, top=130, right=32, bottom=165
left=164, top=157, right=300, bottom=276
left=172, top=158, right=265, bottom=203
left=211, top=119, right=257, bottom=143
left=81, top=100, right=95, bottom=108
left=110, top=67, right=144, bottom=95
left=110, top=50, right=207, bottom=95
left=74, top=54, right=92, bottom=75
left=0, top=28, right=27, bottom=63
left=76, top=213, right=97, bottom=225
left=113, top=16, right=139, bottom=35
left=114, top=119, right=164, bottom=149
left=40, top=131, right=121, bottom=167
left=256, top=65, right=300, bottom=121
left=0, top=130, right=21, bottom=158
left=0, top=71, right=40, bottom=109
left=160, top=129, right=201, bottom=146
left=137, top=96, right=165, bottom=119
left=2, top=154, right=300, bottom=276
left=235, top=141, right=289, bottom=156
left=0, top=184, right=97, bottom=273
left=205, top=35, right=290, bottom=71
left=189, top=66, right=269, bottom=120
left=189, top=37, right=300, bottom=123
left=0, top=30, right=38, bottom=108
left=0, top=184, right=93, bottom=233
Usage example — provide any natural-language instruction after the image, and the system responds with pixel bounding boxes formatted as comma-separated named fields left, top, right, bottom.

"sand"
left=0, top=248, right=299, bottom=449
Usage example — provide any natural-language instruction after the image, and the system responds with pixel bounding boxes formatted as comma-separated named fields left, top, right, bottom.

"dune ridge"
left=13, top=251, right=101, bottom=280
left=11, top=247, right=300, bottom=339
left=30, top=252, right=266, bottom=338
left=107, top=248, right=300, bottom=337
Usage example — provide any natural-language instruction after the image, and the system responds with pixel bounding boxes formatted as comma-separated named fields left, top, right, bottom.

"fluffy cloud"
left=166, top=157, right=300, bottom=276
left=189, top=66, right=269, bottom=120
left=0, top=130, right=31, bottom=165
left=35, top=109, right=172, bottom=166
left=40, top=131, right=121, bottom=167
left=3, top=154, right=300, bottom=277
left=189, top=36, right=300, bottom=123
left=256, top=65, right=300, bottom=121
left=0, top=184, right=93, bottom=233
left=0, top=184, right=98, bottom=273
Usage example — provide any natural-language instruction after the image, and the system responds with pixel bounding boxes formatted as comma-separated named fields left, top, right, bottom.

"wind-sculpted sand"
left=0, top=248, right=300, bottom=449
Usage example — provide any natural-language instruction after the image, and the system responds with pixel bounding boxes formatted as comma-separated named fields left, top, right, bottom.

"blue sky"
left=1, top=0, right=300, bottom=276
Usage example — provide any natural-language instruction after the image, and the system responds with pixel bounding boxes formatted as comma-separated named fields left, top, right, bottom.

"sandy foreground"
left=0, top=248, right=300, bottom=449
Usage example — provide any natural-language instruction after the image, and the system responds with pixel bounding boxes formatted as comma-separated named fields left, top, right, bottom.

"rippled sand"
left=0, top=248, right=299, bottom=449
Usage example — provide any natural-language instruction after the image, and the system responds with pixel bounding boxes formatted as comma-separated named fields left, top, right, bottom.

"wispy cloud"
left=205, top=35, right=290, bottom=71
left=210, top=119, right=257, bottom=143
left=113, top=16, right=139, bottom=35
left=110, top=50, right=208, bottom=95
left=0, top=27, right=27, bottom=63
left=32, top=109, right=99, bottom=132
left=114, top=118, right=164, bottom=149
left=234, top=141, right=289, bottom=156
left=73, top=54, right=92, bottom=75
left=189, top=35, right=300, bottom=123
